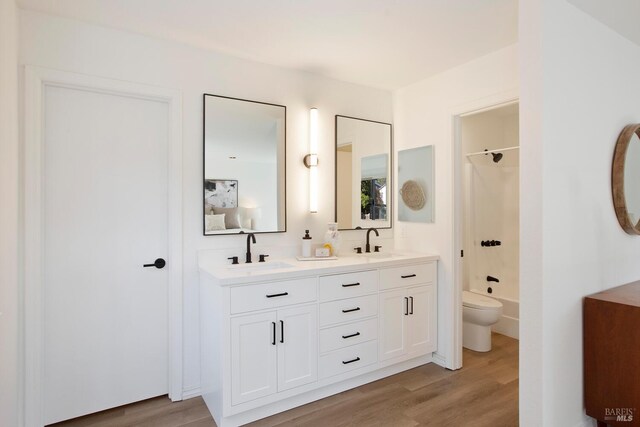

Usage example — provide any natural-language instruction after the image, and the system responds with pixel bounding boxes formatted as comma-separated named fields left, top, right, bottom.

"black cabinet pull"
left=342, top=307, right=360, bottom=313
left=409, top=296, right=414, bottom=314
left=342, top=357, right=361, bottom=365
left=342, top=332, right=361, bottom=339
left=280, top=320, right=284, bottom=343
left=266, top=292, right=288, bottom=298
left=401, top=274, right=416, bottom=279
left=143, top=258, right=166, bottom=269
left=271, top=322, right=276, bottom=345
left=342, top=282, right=360, bottom=288
left=404, top=297, right=409, bottom=315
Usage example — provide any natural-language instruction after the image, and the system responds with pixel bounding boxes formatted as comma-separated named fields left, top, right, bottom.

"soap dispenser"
left=302, top=230, right=312, bottom=258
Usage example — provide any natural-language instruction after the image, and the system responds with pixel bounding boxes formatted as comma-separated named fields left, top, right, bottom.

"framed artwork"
left=398, top=145, right=434, bottom=223
left=204, top=179, right=238, bottom=210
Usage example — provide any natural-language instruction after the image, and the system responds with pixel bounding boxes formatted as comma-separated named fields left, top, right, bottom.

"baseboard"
left=182, top=385, right=201, bottom=400
left=432, top=352, right=447, bottom=368
left=493, top=315, right=519, bottom=340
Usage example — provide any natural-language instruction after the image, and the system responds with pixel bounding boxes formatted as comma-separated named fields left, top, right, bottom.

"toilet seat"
left=462, top=291, right=502, bottom=310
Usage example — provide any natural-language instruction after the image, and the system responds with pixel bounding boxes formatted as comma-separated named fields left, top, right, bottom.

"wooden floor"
left=51, top=333, right=518, bottom=427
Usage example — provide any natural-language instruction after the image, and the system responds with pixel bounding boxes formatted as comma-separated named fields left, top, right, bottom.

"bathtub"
left=468, top=289, right=519, bottom=340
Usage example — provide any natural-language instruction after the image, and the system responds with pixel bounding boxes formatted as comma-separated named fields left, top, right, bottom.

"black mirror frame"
left=334, top=115, right=393, bottom=231
left=203, top=93, right=287, bottom=236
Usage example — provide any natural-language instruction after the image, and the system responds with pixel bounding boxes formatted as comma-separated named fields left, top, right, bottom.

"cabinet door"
left=231, top=311, right=278, bottom=405
left=277, top=304, right=318, bottom=391
left=379, top=288, right=408, bottom=361
left=406, top=285, right=437, bottom=356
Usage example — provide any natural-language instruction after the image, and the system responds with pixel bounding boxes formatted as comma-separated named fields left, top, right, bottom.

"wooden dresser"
left=584, top=282, right=640, bottom=427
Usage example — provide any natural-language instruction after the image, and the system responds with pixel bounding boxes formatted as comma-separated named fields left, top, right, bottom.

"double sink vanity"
left=199, top=250, right=439, bottom=426
left=200, top=93, right=439, bottom=425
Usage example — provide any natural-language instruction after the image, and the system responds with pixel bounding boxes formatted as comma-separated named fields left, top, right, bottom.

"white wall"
left=520, top=1, right=640, bottom=426
left=393, top=44, right=518, bottom=367
left=19, top=9, right=393, bottom=395
left=0, top=1, right=20, bottom=426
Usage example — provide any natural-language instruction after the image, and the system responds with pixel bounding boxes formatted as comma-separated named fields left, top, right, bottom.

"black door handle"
left=271, top=322, right=276, bottom=345
left=280, top=320, right=284, bottom=343
left=143, top=258, right=166, bottom=269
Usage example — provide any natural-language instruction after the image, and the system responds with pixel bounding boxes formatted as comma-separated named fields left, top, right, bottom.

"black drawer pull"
left=404, top=297, right=409, bottom=315
left=342, top=357, right=361, bottom=365
left=271, top=322, right=276, bottom=345
left=401, top=274, right=417, bottom=279
left=409, top=296, right=414, bottom=314
left=342, top=307, right=361, bottom=313
left=342, top=282, right=360, bottom=287
left=342, top=332, right=361, bottom=339
left=266, top=292, right=288, bottom=298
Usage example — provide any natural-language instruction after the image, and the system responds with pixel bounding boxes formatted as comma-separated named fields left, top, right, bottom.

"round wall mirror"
left=613, top=124, right=640, bottom=234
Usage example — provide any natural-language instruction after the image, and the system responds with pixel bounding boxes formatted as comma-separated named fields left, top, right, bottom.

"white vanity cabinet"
left=379, top=264, right=437, bottom=362
left=200, top=254, right=438, bottom=427
left=227, top=277, right=318, bottom=405
left=230, top=304, right=317, bottom=405
left=318, top=270, right=379, bottom=379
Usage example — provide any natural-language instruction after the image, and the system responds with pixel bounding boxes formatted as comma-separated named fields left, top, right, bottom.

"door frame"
left=23, top=66, right=184, bottom=427
left=450, top=90, right=518, bottom=370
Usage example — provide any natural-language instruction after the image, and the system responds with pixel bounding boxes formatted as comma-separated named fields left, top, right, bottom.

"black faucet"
left=246, top=233, right=256, bottom=263
left=365, top=228, right=379, bottom=253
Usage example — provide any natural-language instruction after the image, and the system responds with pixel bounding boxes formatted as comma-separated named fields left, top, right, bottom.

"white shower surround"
left=465, top=163, right=520, bottom=339
left=461, top=106, right=519, bottom=340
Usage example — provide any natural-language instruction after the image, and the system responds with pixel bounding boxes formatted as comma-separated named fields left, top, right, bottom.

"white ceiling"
left=568, top=0, right=640, bottom=48
left=17, top=0, right=518, bottom=90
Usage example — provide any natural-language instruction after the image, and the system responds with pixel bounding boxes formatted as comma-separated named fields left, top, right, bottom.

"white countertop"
left=199, top=252, right=439, bottom=286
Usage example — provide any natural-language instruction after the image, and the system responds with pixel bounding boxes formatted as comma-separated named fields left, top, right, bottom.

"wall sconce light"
left=304, top=107, right=319, bottom=213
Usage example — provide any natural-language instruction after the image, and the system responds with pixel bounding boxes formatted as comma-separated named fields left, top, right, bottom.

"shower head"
left=483, top=148, right=504, bottom=163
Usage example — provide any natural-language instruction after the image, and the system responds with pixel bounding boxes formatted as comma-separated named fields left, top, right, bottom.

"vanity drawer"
left=319, top=340, right=378, bottom=379
left=319, top=317, right=378, bottom=354
left=230, top=277, right=317, bottom=314
left=319, top=270, right=378, bottom=302
left=319, top=294, right=377, bottom=327
left=379, top=262, right=435, bottom=290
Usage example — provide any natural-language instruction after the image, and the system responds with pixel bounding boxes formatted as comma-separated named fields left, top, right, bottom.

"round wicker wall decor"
left=400, top=180, right=426, bottom=211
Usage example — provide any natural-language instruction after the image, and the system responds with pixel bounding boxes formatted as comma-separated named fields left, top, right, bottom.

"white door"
left=277, top=304, right=318, bottom=391
left=43, top=85, right=171, bottom=424
left=406, top=285, right=437, bottom=356
left=231, top=311, right=278, bottom=405
left=378, top=289, right=408, bottom=361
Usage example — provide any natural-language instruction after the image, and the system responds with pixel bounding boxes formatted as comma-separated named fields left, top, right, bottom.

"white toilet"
left=462, top=290, right=503, bottom=352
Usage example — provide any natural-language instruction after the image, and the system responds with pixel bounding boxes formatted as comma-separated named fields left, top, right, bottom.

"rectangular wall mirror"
left=203, top=94, right=286, bottom=235
left=335, top=115, right=392, bottom=230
